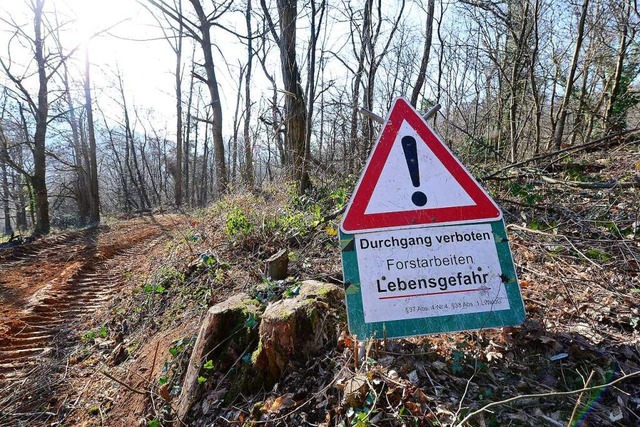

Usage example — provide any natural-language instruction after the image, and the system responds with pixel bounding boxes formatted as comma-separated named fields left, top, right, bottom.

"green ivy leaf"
left=197, top=376, right=207, bottom=384
left=244, top=313, right=258, bottom=329
left=203, top=359, right=214, bottom=370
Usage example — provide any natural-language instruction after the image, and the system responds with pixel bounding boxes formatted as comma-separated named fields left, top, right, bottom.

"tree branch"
left=455, top=370, right=640, bottom=427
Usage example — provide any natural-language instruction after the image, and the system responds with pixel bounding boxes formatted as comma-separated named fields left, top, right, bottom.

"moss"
left=250, top=339, right=263, bottom=365
left=241, top=298, right=261, bottom=307
left=316, top=284, right=335, bottom=297
left=304, top=301, right=319, bottom=324
left=271, top=300, right=294, bottom=320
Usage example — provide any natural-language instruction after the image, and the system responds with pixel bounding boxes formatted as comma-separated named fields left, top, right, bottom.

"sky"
left=1, top=0, right=192, bottom=134
left=0, top=0, right=421, bottom=141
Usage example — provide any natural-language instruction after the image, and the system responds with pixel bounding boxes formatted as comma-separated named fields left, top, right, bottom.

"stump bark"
left=265, top=249, right=288, bottom=280
left=176, top=293, right=263, bottom=421
left=252, top=280, right=345, bottom=382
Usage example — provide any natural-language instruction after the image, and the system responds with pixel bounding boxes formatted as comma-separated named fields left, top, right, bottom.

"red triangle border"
left=341, top=97, right=501, bottom=233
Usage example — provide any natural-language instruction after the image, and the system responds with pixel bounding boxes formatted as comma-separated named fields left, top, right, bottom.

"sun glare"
left=50, top=0, right=133, bottom=46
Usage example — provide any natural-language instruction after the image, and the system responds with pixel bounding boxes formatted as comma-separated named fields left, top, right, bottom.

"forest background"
left=0, top=0, right=638, bottom=236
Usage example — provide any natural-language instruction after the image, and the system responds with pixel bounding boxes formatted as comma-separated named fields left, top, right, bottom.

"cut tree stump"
left=265, top=249, right=288, bottom=280
left=176, top=293, right=263, bottom=421
left=252, top=280, right=345, bottom=382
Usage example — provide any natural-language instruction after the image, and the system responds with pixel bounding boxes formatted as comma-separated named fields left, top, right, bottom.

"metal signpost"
left=340, top=97, right=525, bottom=338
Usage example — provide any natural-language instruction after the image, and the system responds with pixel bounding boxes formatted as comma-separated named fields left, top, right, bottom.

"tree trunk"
left=14, top=170, right=27, bottom=229
left=1, top=139, right=12, bottom=236
left=278, top=0, right=309, bottom=193
left=184, top=58, right=195, bottom=206
left=174, top=0, right=184, bottom=208
left=304, top=0, right=325, bottom=190
left=348, top=1, right=368, bottom=173
left=604, top=0, right=632, bottom=132
left=85, top=50, right=100, bottom=224
left=174, top=63, right=183, bottom=206
left=60, top=47, right=91, bottom=225
left=32, top=0, right=50, bottom=235
left=189, top=0, right=227, bottom=197
left=262, top=0, right=310, bottom=194
left=553, top=0, right=589, bottom=149
left=410, top=0, right=435, bottom=107
left=243, top=0, right=255, bottom=188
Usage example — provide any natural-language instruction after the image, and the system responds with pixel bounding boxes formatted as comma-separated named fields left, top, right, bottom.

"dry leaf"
left=269, top=393, right=296, bottom=413
left=159, top=384, right=171, bottom=402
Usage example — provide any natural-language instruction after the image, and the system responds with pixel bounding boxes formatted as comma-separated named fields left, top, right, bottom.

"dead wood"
left=482, top=128, right=640, bottom=180
left=540, top=175, right=640, bottom=189
left=175, top=293, right=263, bottom=421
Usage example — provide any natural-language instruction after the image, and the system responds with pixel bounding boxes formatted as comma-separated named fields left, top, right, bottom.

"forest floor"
left=0, top=141, right=639, bottom=427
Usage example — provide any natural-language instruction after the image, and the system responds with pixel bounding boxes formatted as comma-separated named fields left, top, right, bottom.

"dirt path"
left=0, top=214, right=185, bottom=424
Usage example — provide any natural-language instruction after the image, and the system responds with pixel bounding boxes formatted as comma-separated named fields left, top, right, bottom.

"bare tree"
left=0, top=112, right=12, bottom=235
left=84, top=50, right=100, bottom=224
left=0, top=0, right=67, bottom=234
left=261, top=0, right=310, bottom=194
left=243, top=0, right=255, bottom=188
left=410, top=0, right=435, bottom=107
left=144, top=0, right=228, bottom=197
left=553, top=0, right=590, bottom=149
left=604, top=0, right=638, bottom=132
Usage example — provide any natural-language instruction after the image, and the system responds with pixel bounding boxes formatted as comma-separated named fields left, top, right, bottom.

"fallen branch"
left=482, top=128, right=640, bottom=180
left=101, top=370, right=146, bottom=395
left=507, top=224, right=602, bottom=269
left=540, top=175, right=640, bottom=189
left=568, top=370, right=595, bottom=426
left=454, top=369, right=640, bottom=426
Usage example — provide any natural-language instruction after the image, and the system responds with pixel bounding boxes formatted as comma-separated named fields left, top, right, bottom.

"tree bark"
left=410, top=0, right=435, bottom=107
left=553, top=0, right=589, bottom=149
left=262, top=0, right=310, bottom=194
left=175, top=1, right=184, bottom=208
left=189, top=0, right=227, bottom=197
left=1, top=135, right=12, bottom=236
left=84, top=50, right=100, bottom=225
left=243, top=0, right=255, bottom=188
left=604, top=0, right=632, bottom=132
left=32, top=0, right=50, bottom=235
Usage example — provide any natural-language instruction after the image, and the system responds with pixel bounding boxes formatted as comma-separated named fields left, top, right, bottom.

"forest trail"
left=0, top=214, right=185, bottom=419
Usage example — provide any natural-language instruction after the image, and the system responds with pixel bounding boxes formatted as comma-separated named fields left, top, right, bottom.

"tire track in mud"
left=0, top=216, right=179, bottom=424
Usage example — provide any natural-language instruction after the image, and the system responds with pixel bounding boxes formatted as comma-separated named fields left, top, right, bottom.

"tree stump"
left=176, top=293, right=263, bottom=421
left=252, top=280, right=345, bottom=382
left=265, top=249, right=288, bottom=280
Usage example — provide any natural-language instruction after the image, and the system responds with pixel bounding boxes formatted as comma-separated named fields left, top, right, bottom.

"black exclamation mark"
left=401, top=136, right=427, bottom=207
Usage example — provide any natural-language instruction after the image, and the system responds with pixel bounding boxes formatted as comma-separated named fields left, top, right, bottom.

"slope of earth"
left=0, top=214, right=190, bottom=426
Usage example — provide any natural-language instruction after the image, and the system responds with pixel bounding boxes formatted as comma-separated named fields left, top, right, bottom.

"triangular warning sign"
left=341, top=97, right=501, bottom=233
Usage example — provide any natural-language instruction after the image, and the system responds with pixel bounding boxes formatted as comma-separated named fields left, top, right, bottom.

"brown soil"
left=0, top=214, right=189, bottom=426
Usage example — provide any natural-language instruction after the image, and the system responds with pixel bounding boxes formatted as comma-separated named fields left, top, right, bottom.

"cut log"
left=252, top=280, right=345, bottom=382
left=176, top=293, right=263, bottom=421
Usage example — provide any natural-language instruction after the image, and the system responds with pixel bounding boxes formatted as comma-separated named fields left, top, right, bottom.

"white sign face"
left=355, top=223, right=511, bottom=323
left=365, top=121, right=475, bottom=215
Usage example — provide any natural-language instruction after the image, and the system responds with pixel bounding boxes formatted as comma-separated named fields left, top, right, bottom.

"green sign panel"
left=340, top=220, right=525, bottom=338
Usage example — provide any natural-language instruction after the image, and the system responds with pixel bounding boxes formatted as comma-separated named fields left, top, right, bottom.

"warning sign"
left=341, top=97, right=501, bottom=233
left=355, top=224, right=510, bottom=323
left=340, top=97, right=525, bottom=338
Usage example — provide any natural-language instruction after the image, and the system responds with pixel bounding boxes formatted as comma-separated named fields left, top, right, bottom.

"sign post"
left=340, top=97, right=525, bottom=338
